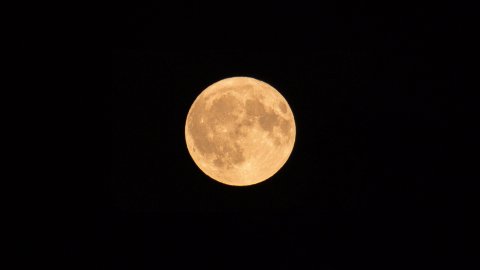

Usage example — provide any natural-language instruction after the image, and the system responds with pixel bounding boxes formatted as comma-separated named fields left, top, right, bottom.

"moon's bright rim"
left=185, top=77, right=296, bottom=186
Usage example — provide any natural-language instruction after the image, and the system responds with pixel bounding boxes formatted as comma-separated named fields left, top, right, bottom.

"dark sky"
left=107, top=2, right=471, bottom=269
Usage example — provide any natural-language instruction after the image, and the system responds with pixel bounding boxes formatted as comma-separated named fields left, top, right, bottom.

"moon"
left=185, top=77, right=296, bottom=186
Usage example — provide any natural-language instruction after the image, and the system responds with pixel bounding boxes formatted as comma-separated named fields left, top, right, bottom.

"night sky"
left=107, top=2, right=470, bottom=269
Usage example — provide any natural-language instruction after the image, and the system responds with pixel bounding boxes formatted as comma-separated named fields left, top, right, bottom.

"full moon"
left=185, top=77, right=296, bottom=186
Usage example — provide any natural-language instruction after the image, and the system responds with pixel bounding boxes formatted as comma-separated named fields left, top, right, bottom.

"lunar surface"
left=185, top=77, right=296, bottom=186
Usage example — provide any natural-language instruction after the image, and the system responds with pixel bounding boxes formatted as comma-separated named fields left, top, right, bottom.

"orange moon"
left=185, top=77, right=296, bottom=186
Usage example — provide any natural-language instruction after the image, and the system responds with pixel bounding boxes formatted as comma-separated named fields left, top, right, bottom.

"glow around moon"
left=185, top=77, right=296, bottom=186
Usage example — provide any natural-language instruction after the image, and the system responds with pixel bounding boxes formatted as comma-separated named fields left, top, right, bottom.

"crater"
left=213, top=157, right=225, bottom=167
left=233, top=122, right=248, bottom=139
left=232, top=84, right=254, bottom=95
left=273, top=136, right=281, bottom=146
left=278, top=101, right=287, bottom=114
left=280, top=119, right=292, bottom=136
left=241, top=117, right=254, bottom=127
left=211, top=143, right=245, bottom=169
left=259, top=111, right=279, bottom=132
left=245, top=98, right=265, bottom=117
left=189, top=93, right=248, bottom=169
left=209, top=94, right=241, bottom=122
left=188, top=99, right=214, bottom=156
left=230, top=143, right=245, bottom=165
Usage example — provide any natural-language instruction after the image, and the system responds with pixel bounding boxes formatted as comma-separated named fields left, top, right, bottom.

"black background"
left=107, top=2, right=471, bottom=269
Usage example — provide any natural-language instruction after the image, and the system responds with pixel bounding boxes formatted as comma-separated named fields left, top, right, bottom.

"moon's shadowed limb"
left=185, top=77, right=296, bottom=186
